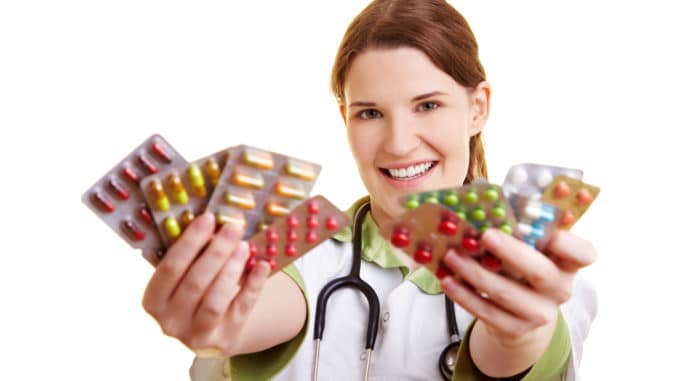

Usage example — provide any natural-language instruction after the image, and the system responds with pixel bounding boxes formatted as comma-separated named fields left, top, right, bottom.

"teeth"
left=388, top=162, right=433, bottom=179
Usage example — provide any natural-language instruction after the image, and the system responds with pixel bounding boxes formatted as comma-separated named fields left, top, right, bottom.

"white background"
left=1, top=1, right=676, bottom=380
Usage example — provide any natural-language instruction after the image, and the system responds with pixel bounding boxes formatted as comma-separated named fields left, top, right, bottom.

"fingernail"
left=235, top=242, right=249, bottom=260
left=195, top=213, right=215, bottom=231
left=445, top=251, right=463, bottom=267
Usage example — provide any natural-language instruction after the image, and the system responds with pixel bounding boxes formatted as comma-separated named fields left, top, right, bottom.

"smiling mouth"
left=379, top=161, right=438, bottom=180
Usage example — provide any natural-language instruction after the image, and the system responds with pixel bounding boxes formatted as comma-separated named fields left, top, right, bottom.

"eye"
left=417, top=101, right=440, bottom=112
left=358, top=109, right=382, bottom=119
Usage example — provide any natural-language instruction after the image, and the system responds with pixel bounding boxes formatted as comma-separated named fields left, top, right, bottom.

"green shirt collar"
left=332, top=196, right=442, bottom=295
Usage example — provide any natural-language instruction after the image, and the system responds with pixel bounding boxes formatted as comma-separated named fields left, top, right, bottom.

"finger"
left=544, top=230, right=597, bottom=272
left=227, top=260, right=271, bottom=328
left=168, top=223, right=244, bottom=316
left=440, top=276, right=535, bottom=339
left=481, top=229, right=569, bottom=299
left=143, top=213, right=215, bottom=313
left=193, top=241, right=250, bottom=333
left=443, top=250, right=555, bottom=321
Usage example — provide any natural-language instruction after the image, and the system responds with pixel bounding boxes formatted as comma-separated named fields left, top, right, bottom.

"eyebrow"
left=348, top=91, right=448, bottom=108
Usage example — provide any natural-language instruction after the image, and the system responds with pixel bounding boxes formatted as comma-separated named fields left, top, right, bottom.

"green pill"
left=492, top=206, right=506, bottom=219
left=499, top=222, right=513, bottom=235
left=406, top=197, right=420, bottom=209
left=471, top=207, right=486, bottom=221
left=480, top=223, right=492, bottom=233
left=456, top=210, right=467, bottom=221
left=443, top=192, right=459, bottom=206
left=424, top=194, right=439, bottom=204
left=464, top=190, right=478, bottom=204
left=483, top=187, right=499, bottom=202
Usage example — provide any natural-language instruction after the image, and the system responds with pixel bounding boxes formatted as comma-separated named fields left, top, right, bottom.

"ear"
left=339, top=103, right=348, bottom=126
left=468, top=81, right=491, bottom=136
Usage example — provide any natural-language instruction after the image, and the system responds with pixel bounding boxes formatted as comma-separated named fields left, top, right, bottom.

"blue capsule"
left=522, top=202, right=556, bottom=223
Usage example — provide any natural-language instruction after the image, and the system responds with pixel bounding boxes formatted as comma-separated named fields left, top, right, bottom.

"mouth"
left=379, top=161, right=439, bottom=181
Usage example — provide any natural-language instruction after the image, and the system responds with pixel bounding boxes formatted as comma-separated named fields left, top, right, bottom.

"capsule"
left=122, top=166, right=140, bottom=184
left=266, top=200, right=290, bottom=217
left=517, top=221, right=544, bottom=238
left=187, top=164, right=207, bottom=197
left=204, top=158, right=221, bottom=186
left=92, top=191, right=115, bottom=213
left=108, top=178, right=129, bottom=200
left=138, top=204, right=153, bottom=225
left=138, top=154, right=158, bottom=174
left=285, top=160, right=316, bottom=180
left=224, top=190, right=256, bottom=209
left=275, top=181, right=306, bottom=199
left=180, top=210, right=195, bottom=226
left=216, top=211, right=246, bottom=228
left=151, top=141, right=172, bottom=163
left=149, top=179, right=170, bottom=211
left=522, top=202, right=556, bottom=223
left=232, top=169, right=264, bottom=189
left=244, top=148, right=274, bottom=169
left=164, top=216, right=181, bottom=239
left=167, top=173, right=189, bottom=204
left=122, top=218, right=145, bottom=241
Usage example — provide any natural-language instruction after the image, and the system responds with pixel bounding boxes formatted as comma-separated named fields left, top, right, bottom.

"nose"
left=382, top=113, right=419, bottom=156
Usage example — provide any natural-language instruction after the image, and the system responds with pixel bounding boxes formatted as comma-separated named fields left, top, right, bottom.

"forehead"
left=344, top=46, right=464, bottom=102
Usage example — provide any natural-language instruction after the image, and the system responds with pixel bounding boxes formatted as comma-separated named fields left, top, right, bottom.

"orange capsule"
left=224, top=190, right=256, bottom=209
left=285, top=160, right=316, bottom=181
left=149, top=179, right=170, bottom=211
left=204, top=158, right=221, bottom=186
left=243, top=148, right=274, bottom=169
left=266, top=200, right=290, bottom=217
left=180, top=210, right=195, bottom=226
left=167, top=173, right=189, bottom=204
left=232, top=168, right=264, bottom=189
left=275, top=180, right=306, bottom=199
left=216, top=211, right=247, bottom=229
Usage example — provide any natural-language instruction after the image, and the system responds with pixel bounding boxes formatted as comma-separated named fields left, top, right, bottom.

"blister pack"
left=400, top=182, right=517, bottom=235
left=205, top=145, right=322, bottom=240
left=503, top=163, right=583, bottom=200
left=139, top=149, right=231, bottom=246
left=542, top=175, right=600, bottom=229
left=511, top=194, right=564, bottom=250
left=246, top=195, right=349, bottom=277
left=81, top=134, right=186, bottom=252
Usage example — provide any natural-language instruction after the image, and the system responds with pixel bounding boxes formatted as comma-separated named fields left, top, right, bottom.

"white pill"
left=536, top=169, right=553, bottom=188
left=510, top=167, right=528, bottom=184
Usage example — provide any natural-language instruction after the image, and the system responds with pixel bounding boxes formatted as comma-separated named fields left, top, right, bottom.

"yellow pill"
left=275, top=181, right=306, bottom=199
left=224, top=191, right=256, bottom=209
left=286, top=160, right=316, bottom=181
left=149, top=179, right=170, bottom=211
left=164, top=216, right=181, bottom=238
left=243, top=148, right=274, bottom=169
left=187, top=164, right=207, bottom=197
left=204, top=158, right=221, bottom=186
left=216, top=211, right=246, bottom=229
left=168, top=173, right=189, bottom=204
left=266, top=200, right=290, bottom=216
left=232, top=170, right=264, bottom=189
left=180, top=210, right=194, bottom=226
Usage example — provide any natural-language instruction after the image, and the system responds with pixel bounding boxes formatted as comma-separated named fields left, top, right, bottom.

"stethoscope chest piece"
left=438, top=340, right=460, bottom=380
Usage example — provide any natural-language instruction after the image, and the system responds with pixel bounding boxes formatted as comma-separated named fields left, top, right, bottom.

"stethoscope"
left=312, top=200, right=461, bottom=381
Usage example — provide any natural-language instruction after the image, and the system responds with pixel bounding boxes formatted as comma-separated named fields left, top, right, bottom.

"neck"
left=367, top=200, right=417, bottom=270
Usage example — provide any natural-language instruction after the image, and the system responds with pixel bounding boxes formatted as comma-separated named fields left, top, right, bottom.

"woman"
left=143, top=1, right=597, bottom=379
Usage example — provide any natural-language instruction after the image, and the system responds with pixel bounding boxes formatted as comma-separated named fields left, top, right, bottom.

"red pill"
left=438, top=219, right=457, bottom=235
left=122, top=166, right=140, bottom=184
left=249, top=243, right=259, bottom=257
left=481, top=255, right=502, bottom=273
left=92, top=191, right=115, bottom=213
left=266, top=243, right=277, bottom=257
left=151, top=141, right=172, bottom=163
left=108, top=178, right=129, bottom=200
left=138, top=154, right=158, bottom=174
left=576, top=189, right=593, bottom=205
left=436, top=265, right=452, bottom=279
left=390, top=227, right=410, bottom=248
left=306, top=230, right=318, bottom=243
left=307, top=215, right=319, bottom=229
left=246, top=256, right=257, bottom=270
left=325, top=216, right=338, bottom=230
left=287, top=230, right=298, bottom=242
left=268, top=258, right=277, bottom=270
left=308, top=200, right=320, bottom=215
left=138, top=204, right=153, bottom=225
left=462, top=236, right=479, bottom=252
left=554, top=181, right=570, bottom=198
left=560, top=211, right=575, bottom=227
left=122, top=218, right=145, bottom=241
left=266, top=229, right=279, bottom=243
left=285, top=244, right=298, bottom=257
left=287, top=215, right=299, bottom=229
left=414, top=243, right=433, bottom=264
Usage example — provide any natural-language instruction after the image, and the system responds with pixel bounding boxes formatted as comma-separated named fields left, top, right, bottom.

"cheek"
left=346, top=125, right=375, bottom=165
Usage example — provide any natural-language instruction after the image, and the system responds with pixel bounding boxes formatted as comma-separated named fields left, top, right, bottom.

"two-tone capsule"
left=521, top=201, right=556, bottom=223
left=204, top=158, right=221, bottom=186
left=244, top=148, right=274, bottom=170
left=285, top=160, right=316, bottom=180
left=187, top=164, right=207, bottom=197
left=122, top=218, right=145, bottom=241
left=168, top=173, right=189, bottom=204
left=149, top=179, right=170, bottom=211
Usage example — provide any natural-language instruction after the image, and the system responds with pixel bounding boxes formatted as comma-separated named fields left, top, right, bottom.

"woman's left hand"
left=440, top=228, right=596, bottom=376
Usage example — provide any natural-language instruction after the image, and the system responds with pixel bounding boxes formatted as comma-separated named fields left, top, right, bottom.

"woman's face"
left=341, top=46, right=490, bottom=226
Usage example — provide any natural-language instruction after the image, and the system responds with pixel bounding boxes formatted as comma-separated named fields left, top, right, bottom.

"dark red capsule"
left=92, top=191, right=115, bottom=213
left=122, top=166, right=140, bottom=184
left=151, top=141, right=172, bottom=163
left=138, top=204, right=153, bottom=225
left=108, top=178, right=130, bottom=200
left=122, top=218, right=145, bottom=241
left=138, top=154, right=158, bottom=174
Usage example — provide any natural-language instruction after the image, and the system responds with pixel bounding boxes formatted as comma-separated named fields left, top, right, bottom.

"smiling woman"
left=138, top=1, right=597, bottom=380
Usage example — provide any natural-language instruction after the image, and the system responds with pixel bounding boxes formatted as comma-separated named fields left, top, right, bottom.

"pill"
left=108, top=178, right=129, bottom=200
left=287, top=230, right=298, bottom=242
left=405, top=196, right=420, bottom=210
left=554, top=181, right=570, bottom=198
left=246, top=256, right=258, bottom=270
left=536, top=169, right=553, bottom=188
left=122, top=218, right=145, bottom=241
left=164, top=216, right=181, bottom=238
left=305, top=230, right=318, bottom=243
left=438, top=219, right=458, bottom=235
left=266, top=201, right=290, bottom=216
left=168, top=173, right=189, bottom=205
left=424, top=193, right=439, bottom=204
left=307, top=200, right=320, bottom=215
left=461, top=235, right=479, bottom=251
left=187, top=164, right=207, bottom=197
left=268, top=258, right=277, bottom=270
left=576, top=188, right=593, bottom=205
left=233, top=170, right=264, bottom=189
left=464, top=190, right=478, bottom=204
left=204, top=158, right=221, bottom=186
left=151, top=141, right=172, bottom=163
left=286, top=160, right=317, bottom=180
left=224, top=191, right=256, bottom=209
left=509, top=166, right=528, bottom=184
left=275, top=181, right=306, bottom=199
left=287, top=215, right=299, bottom=229
left=216, top=211, right=246, bottom=228
left=122, top=166, right=140, bottom=184
left=481, top=255, right=501, bottom=273
left=266, top=243, right=277, bottom=257
left=491, top=205, right=506, bottom=219
left=499, top=222, right=513, bottom=235
left=149, top=180, right=170, bottom=211
left=517, top=221, right=544, bottom=238
left=92, top=191, right=115, bottom=213
left=482, top=187, right=499, bottom=202
left=391, top=226, right=410, bottom=248
left=471, top=207, right=486, bottom=222
left=138, top=204, right=153, bottom=225
left=244, top=148, right=274, bottom=169
left=285, top=244, right=298, bottom=257
left=138, top=154, right=158, bottom=174
left=522, top=202, right=555, bottom=222
left=442, top=192, right=459, bottom=207
left=436, top=266, right=452, bottom=279
left=266, top=229, right=279, bottom=243
left=180, top=210, right=194, bottom=226
left=307, top=215, right=319, bottom=229
left=560, top=211, right=575, bottom=227
left=325, top=216, right=339, bottom=230
left=414, top=243, right=433, bottom=264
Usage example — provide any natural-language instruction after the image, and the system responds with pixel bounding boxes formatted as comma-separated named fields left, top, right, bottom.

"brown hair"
left=330, top=0, right=487, bottom=183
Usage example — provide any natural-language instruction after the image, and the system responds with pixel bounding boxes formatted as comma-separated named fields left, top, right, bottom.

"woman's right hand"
left=142, top=212, right=272, bottom=357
